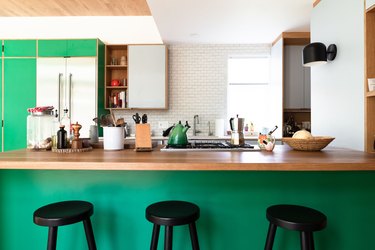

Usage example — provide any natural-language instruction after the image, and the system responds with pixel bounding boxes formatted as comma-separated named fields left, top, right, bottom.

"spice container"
left=26, top=106, right=54, bottom=150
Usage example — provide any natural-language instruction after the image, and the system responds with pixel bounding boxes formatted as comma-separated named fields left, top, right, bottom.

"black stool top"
left=34, top=200, right=94, bottom=227
left=266, top=204, right=327, bottom=232
left=146, top=200, right=200, bottom=226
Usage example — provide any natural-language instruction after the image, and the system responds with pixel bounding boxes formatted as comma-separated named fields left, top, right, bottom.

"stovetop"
left=161, top=141, right=260, bottom=152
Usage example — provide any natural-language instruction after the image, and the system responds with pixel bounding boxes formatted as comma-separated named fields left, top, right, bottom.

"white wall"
left=311, top=0, right=364, bottom=150
left=114, top=44, right=271, bottom=136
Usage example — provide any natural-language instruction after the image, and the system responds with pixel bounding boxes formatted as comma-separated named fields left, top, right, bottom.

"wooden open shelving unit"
left=104, top=45, right=128, bottom=109
left=365, top=5, right=375, bottom=153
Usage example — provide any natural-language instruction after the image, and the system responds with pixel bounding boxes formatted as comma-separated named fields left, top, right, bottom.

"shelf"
left=105, top=44, right=128, bottom=109
left=284, top=108, right=311, bottom=113
left=106, top=65, right=127, bottom=68
left=365, top=9, right=375, bottom=152
left=106, top=86, right=127, bottom=89
left=105, top=108, right=129, bottom=110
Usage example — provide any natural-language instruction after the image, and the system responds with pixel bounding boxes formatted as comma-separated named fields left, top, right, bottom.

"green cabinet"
left=3, top=58, right=36, bottom=151
left=3, top=40, right=37, bottom=57
left=0, top=59, right=2, bottom=150
left=1, top=39, right=37, bottom=151
left=38, top=39, right=98, bottom=57
left=0, top=38, right=103, bottom=151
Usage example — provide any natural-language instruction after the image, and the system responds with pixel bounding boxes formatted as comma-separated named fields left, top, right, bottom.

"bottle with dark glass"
left=57, top=125, right=67, bottom=149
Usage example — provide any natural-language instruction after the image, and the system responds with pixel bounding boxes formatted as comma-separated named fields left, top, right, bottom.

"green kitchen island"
left=0, top=145, right=374, bottom=250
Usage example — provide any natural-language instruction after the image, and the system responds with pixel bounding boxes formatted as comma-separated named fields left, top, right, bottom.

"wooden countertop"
left=0, top=145, right=374, bottom=171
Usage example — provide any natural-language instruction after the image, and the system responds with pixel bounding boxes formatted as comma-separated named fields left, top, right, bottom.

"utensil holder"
left=103, top=127, right=124, bottom=150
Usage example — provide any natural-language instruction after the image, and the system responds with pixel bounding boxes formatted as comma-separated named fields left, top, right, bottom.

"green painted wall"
left=97, top=39, right=107, bottom=137
left=0, top=170, right=374, bottom=250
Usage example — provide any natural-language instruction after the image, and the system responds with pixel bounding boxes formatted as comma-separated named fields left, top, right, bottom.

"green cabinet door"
left=3, top=58, right=36, bottom=151
left=38, top=39, right=97, bottom=57
left=38, top=40, right=68, bottom=57
left=66, top=39, right=97, bottom=57
left=3, top=40, right=37, bottom=57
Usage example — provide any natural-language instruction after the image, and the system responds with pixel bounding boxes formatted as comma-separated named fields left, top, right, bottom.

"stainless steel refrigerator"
left=36, top=57, right=97, bottom=138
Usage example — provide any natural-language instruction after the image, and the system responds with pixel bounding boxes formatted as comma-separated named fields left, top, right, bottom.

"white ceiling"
left=146, top=0, right=313, bottom=44
left=0, top=0, right=313, bottom=44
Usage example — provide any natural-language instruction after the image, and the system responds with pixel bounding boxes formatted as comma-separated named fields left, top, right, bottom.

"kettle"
left=229, top=115, right=245, bottom=146
left=167, top=121, right=190, bottom=147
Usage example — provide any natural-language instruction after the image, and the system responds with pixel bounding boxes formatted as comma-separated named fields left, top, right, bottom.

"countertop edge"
left=0, top=146, right=374, bottom=171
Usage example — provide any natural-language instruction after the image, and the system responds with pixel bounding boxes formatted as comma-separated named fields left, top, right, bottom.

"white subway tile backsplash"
left=115, top=44, right=270, bottom=137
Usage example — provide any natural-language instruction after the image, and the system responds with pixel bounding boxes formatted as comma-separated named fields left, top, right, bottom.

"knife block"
left=135, top=124, right=152, bottom=151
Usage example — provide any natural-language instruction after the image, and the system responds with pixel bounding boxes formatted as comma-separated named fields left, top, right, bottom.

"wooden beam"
left=272, top=32, right=311, bottom=47
left=0, top=0, right=151, bottom=16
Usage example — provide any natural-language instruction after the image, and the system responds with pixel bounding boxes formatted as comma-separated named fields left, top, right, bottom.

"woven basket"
left=282, top=136, right=335, bottom=151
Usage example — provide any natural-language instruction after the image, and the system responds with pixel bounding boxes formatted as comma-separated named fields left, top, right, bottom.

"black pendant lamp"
left=303, top=42, right=337, bottom=67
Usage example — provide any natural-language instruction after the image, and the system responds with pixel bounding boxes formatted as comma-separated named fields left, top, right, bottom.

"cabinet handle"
left=58, top=73, right=63, bottom=120
left=69, top=73, right=72, bottom=118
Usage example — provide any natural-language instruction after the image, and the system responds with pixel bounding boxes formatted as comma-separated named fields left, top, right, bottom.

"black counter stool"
left=33, top=200, right=97, bottom=250
left=146, top=200, right=200, bottom=250
left=264, top=204, right=327, bottom=250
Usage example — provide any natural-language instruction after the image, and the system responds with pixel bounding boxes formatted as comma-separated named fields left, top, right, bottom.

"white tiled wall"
left=114, top=44, right=270, bottom=136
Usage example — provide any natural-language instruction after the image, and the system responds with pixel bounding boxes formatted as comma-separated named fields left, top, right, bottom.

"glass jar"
left=258, top=133, right=276, bottom=151
left=27, top=109, right=54, bottom=150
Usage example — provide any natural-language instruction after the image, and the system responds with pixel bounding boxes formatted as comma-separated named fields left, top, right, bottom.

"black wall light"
left=302, top=42, right=337, bottom=67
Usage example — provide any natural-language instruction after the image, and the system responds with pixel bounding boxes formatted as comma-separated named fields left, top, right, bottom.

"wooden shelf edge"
left=106, top=86, right=127, bottom=89
left=366, top=91, right=375, bottom=97
left=105, top=108, right=129, bottom=110
left=283, top=108, right=311, bottom=113
left=367, top=4, right=375, bottom=13
left=106, top=65, right=127, bottom=68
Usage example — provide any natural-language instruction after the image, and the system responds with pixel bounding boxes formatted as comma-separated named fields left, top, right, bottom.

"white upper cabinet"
left=128, top=45, right=168, bottom=109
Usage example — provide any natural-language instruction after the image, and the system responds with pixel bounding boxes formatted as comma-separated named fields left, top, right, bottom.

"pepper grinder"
left=71, top=122, right=83, bottom=149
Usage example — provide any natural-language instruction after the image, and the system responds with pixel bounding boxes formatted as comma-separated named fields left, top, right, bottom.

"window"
left=227, top=56, right=273, bottom=133
left=228, top=57, right=269, bottom=85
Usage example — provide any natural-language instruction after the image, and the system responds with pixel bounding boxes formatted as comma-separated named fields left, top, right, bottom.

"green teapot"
left=167, top=121, right=190, bottom=147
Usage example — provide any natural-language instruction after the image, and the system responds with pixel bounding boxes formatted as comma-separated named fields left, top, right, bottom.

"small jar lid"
left=27, top=106, right=54, bottom=116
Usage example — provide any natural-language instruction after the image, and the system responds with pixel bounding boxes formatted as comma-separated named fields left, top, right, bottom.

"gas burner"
left=163, top=141, right=259, bottom=151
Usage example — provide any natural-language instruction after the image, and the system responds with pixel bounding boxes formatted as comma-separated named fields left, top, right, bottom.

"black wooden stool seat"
left=265, top=204, right=327, bottom=250
left=146, top=200, right=200, bottom=250
left=33, top=200, right=97, bottom=250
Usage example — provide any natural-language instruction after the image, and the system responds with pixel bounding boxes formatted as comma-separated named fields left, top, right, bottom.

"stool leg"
left=189, top=223, right=200, bottom=250
left=264, top=223, right=277, bottom=250
left=151, top=224, right=160, bottom=250
left=47, top=226, right=58, bottom=250
left=300, top=231, right=314, bottom=250
left=164, top=226, right=173, bottom=250
left=83, top=219, right=97, bottom=250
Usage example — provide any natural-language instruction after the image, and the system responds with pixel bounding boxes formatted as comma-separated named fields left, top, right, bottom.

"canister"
left=26, top=106, right=54, bottom=150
